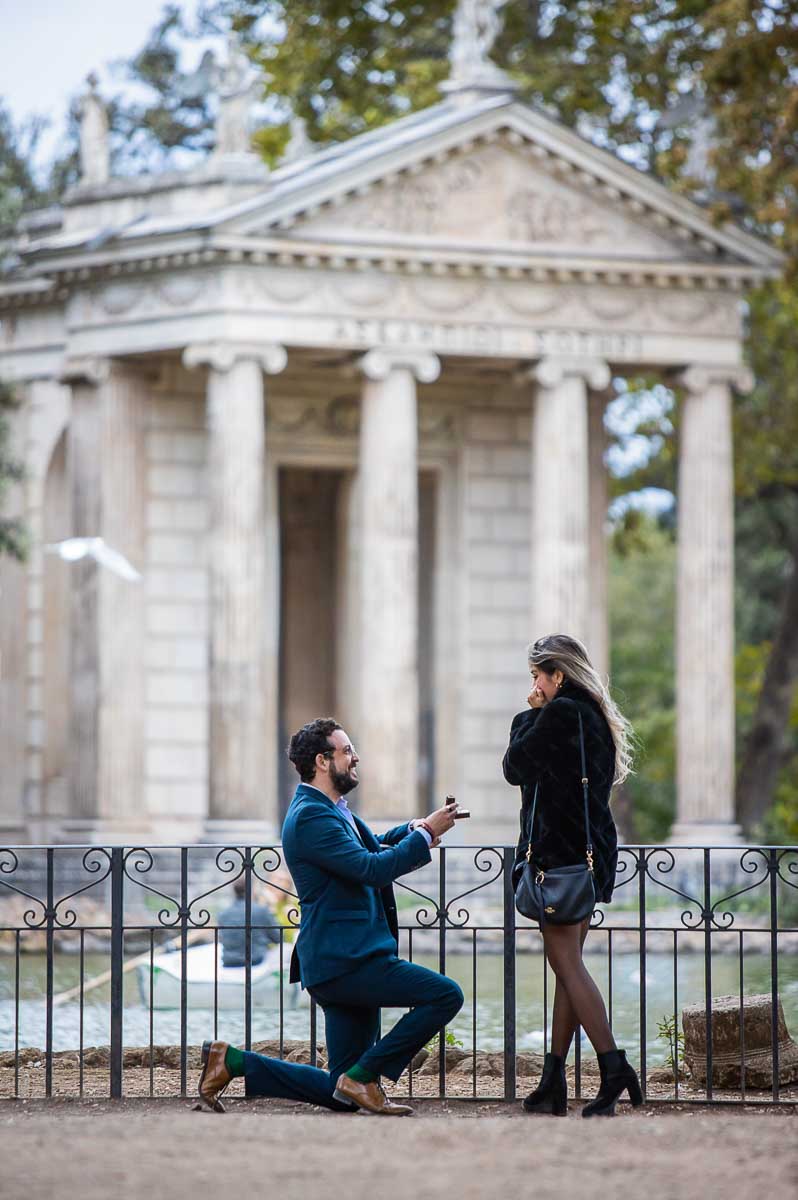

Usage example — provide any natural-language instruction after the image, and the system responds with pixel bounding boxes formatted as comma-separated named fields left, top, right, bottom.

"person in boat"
left=217, top=876, right=281, bottom=968
left=196, top=717, right=463, bottom=1117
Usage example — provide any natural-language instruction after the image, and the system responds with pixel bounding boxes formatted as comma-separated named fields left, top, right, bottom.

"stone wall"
left=143, top=369, right=209, bottom=840
left=459, top=384, right=532, bottom=836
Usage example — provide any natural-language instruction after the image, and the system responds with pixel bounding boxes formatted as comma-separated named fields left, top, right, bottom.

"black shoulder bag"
left=514, top=709, right=596, bottom=926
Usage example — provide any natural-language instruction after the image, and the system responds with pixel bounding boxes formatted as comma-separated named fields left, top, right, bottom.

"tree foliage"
left=609, top=517, right=676, bottom=843
left=0, top=379, right=26, bottom=561
left=111, top=4, right=218, bottom=171
left=0, top=101, right=51, bottom=232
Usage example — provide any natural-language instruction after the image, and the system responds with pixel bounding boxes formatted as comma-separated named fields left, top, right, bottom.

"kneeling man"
left=196, top=717, right=463, bottom=1115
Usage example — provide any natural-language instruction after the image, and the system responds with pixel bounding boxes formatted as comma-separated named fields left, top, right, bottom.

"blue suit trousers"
left=244, top=954, right=464, bottom=1109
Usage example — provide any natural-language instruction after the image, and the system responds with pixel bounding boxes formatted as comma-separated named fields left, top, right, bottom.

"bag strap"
left=525, top=705, right=593, bottom=872
left=577, top=710, right=594, bottom=873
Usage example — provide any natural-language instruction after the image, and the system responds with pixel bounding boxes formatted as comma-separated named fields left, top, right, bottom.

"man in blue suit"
left=196, top=717, right=464, bottom=1116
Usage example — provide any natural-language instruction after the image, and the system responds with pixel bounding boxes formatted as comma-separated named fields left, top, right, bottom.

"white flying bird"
left=44, top=537, right=142, bottom=582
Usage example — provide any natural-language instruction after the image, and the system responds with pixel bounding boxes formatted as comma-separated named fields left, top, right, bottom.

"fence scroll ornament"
left=119, top=846, right=303, bottom=931
left=0, top=847, right=112, bottom=929
left=395, top=847, right=504, bottom=929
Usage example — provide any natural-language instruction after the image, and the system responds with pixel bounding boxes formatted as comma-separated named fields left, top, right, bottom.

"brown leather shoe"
left=333, top=1074, right=413, bottom=1116
left=194, top=1040, right=232, bottom=1113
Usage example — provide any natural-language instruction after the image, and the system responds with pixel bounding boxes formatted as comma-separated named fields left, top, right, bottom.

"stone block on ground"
left=682, top=993, right=798, bottom=1088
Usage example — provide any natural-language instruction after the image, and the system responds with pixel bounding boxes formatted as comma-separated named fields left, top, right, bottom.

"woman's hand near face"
left=527, top=686, right=546, bottom=709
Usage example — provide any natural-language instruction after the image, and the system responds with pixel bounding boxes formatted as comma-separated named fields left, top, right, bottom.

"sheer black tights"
left=543, top=918, right=616, bottom=1057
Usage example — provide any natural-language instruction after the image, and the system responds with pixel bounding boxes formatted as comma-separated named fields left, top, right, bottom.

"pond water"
left=2, top=947, right=797, bottom=1067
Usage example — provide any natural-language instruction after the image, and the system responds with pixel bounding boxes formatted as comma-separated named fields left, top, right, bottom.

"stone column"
left=588, top=387, right=610, bottom=680
left=356, top=348, right=440, bottom=820
left=670, top=365, right=753, bottom=845
left=183, top=341, right=286, bottom=841
left=529, top=357, right=610, bottom=648
left=62, top=358, right=148, bottom=841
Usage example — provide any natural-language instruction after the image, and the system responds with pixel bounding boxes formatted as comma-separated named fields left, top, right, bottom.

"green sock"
left=224, top=1045, right=245, bottom=1077
left=346, top=1063, right=377, bottom=1084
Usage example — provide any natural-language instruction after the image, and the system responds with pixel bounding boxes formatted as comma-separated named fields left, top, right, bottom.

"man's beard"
left=330, top=764, right=358, bottom=796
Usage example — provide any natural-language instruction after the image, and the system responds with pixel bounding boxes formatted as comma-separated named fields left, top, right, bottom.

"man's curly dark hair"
left=287, top=717, right=343, bottom=783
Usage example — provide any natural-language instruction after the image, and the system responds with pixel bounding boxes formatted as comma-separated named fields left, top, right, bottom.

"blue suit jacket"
left=282, top=783, right=432, bottom=988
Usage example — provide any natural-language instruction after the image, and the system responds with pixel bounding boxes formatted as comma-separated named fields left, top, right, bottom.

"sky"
left=0, top=0, right=203, bottom=173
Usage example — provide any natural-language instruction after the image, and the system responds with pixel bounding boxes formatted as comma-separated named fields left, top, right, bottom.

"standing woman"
left=503, top=633, right=641, bottom=1117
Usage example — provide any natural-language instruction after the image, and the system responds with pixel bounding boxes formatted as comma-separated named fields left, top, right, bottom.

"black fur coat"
left=503, top=682, right=618, bottom=904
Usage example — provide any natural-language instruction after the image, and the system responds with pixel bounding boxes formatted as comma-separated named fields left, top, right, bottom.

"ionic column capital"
left=59, top=356, right=113, bottom=388
left=528, top=356, right=611, bottom=392
left=357, top=348, right=441, bottom=384
left=679, top=364, right=754, bottom=395
left=183, top=341, right=287, bottom=375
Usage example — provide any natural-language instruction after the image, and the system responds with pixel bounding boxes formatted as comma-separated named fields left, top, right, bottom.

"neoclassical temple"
left=0, top=20, right=780, bottom=848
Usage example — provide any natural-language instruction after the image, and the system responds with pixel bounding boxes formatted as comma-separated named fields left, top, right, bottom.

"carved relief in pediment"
left=346, top=157, right=485, bottom=238
left=506, top=188, right=608, bottom=245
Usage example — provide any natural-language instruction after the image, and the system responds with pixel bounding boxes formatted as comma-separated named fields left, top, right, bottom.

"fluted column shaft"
left=673, top=365, right=751, bottom=840
left=184, top=342, right=286, bottom=825
left=357, top=349, right=440, bottom=818
left=64, top=358, right=146, bottom=829
left=530, top=357, right=610, bottom=650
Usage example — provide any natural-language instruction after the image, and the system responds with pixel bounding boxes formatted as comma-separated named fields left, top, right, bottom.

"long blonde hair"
left=527, top=633, right=635, bottom=787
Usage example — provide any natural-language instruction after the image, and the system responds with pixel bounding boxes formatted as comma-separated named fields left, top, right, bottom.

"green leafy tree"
left=0, top=379, right=26, bottom=561
left=733, top=279, right=798, bottom=833
left=110, top=4, right=218, bottom=171
left=0, top=101, right=50, bottom=232
left=0, top=106, right=36, bottom=559
left=609, top=515, right=676, bottom=843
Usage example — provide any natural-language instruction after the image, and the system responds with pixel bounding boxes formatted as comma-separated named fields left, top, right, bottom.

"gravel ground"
left=3, top=1062, right=798, bottom=1103
left=0, top=1097, right=795, bottom=1200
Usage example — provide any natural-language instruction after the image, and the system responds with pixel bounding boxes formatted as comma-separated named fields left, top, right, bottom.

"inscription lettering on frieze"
left=331, top=317, right=643, bottom=361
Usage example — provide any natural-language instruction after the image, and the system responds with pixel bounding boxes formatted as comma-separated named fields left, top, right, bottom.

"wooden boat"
left=135, top=940, right=306, bottom=1010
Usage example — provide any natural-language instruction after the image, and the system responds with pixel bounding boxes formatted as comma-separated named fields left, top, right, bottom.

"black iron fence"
left=1, top=843, right=796, bottom=1106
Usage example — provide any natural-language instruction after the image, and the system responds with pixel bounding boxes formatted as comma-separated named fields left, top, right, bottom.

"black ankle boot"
left=522, top=1052, right=567, bottom=1116
left=581, top=1049, right=643, bottom=1117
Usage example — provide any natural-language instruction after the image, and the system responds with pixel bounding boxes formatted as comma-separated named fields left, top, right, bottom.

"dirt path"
left=0, top=1098, right=794, bottom=1200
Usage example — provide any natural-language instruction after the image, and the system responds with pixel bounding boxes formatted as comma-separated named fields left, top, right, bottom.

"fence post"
left=503, top=847, right=516, bottom=1101
left=438, top=847, right=447, bottom=1096
left=45, top=849, right=54, bottom=1098
left=109, top=847, right=124, bottom=1099
left=638, top=846, right=648, bottom=1101
left=769, top=848, right=780, bottom=1103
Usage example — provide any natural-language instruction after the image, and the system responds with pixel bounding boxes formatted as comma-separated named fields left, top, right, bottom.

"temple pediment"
left=219, top=99, right=780, bottom=275
left=277, top=139, right=695, bottom=261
